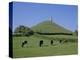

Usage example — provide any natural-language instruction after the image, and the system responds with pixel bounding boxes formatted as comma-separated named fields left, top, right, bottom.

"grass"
left=32, top=21, right=72, bottom=33
left=13, top=35, right=78, bottom=58
left=13, top=42, right=77, bottom=58
left=12, top=19, right=78, bottom=58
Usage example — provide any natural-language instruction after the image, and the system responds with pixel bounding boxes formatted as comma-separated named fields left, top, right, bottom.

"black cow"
left=22, top=41, right=27, bottom=48
left=39, top=40, right=43, bottom=47
left=51, top=40, right=53, bottom=45
left=59, top=40, right=62, bottom=43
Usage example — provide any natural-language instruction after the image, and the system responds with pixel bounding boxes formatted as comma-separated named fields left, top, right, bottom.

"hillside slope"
left=32, top=21, right=72, bottom=33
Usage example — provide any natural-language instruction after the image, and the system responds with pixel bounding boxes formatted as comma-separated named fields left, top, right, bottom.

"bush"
left=13, top=25, right=34, bottom=36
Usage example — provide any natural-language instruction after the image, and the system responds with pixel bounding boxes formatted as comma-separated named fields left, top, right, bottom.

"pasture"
left=13, top=35, right=78, bottom=58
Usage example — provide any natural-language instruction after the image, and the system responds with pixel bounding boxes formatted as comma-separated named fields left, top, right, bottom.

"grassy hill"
left=32, top=20, right=72, bottom=33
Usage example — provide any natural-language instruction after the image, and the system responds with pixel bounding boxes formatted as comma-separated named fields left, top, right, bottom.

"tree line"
left=13, top=25, right=78, bottom=36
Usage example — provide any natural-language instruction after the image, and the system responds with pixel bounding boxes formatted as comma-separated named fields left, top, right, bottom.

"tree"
left=14, top=25, right=34, bottom=36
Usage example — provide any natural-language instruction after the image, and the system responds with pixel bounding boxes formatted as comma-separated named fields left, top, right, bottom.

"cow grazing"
left=51, top=40, right=53, bottom=45
left=39, top=40, right=43, bottom=47
left=64, top=40, right=68, bottom=43
left=22, top=41, right=27, bottom=48
left=59, top=40, right=62, bottom=43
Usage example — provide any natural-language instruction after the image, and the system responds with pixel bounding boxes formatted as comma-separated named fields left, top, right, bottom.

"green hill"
left=32, top=20, right=72, bottom=33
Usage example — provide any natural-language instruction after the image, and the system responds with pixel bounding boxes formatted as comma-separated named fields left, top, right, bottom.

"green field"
left=13, top=35, right=78, bottom=58
left=12, top=21, right=78, bottom=58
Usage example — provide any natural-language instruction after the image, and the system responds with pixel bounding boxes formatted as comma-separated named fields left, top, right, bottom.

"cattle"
left=59, top=40, right=62, bottom=43
left=64, top=40, right=68, bottom=43
left=39, top=40, right=43, bottom=47
left=22, top=41, right=27, bottom=48
left=51, top=40, right=53, bottom=45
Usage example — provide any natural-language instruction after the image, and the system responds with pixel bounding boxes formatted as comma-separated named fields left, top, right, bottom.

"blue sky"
left=12, top=2, right=78, bottom=32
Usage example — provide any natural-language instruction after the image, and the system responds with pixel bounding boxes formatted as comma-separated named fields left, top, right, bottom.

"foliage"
left=14, top=25, right=34, bottom=36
